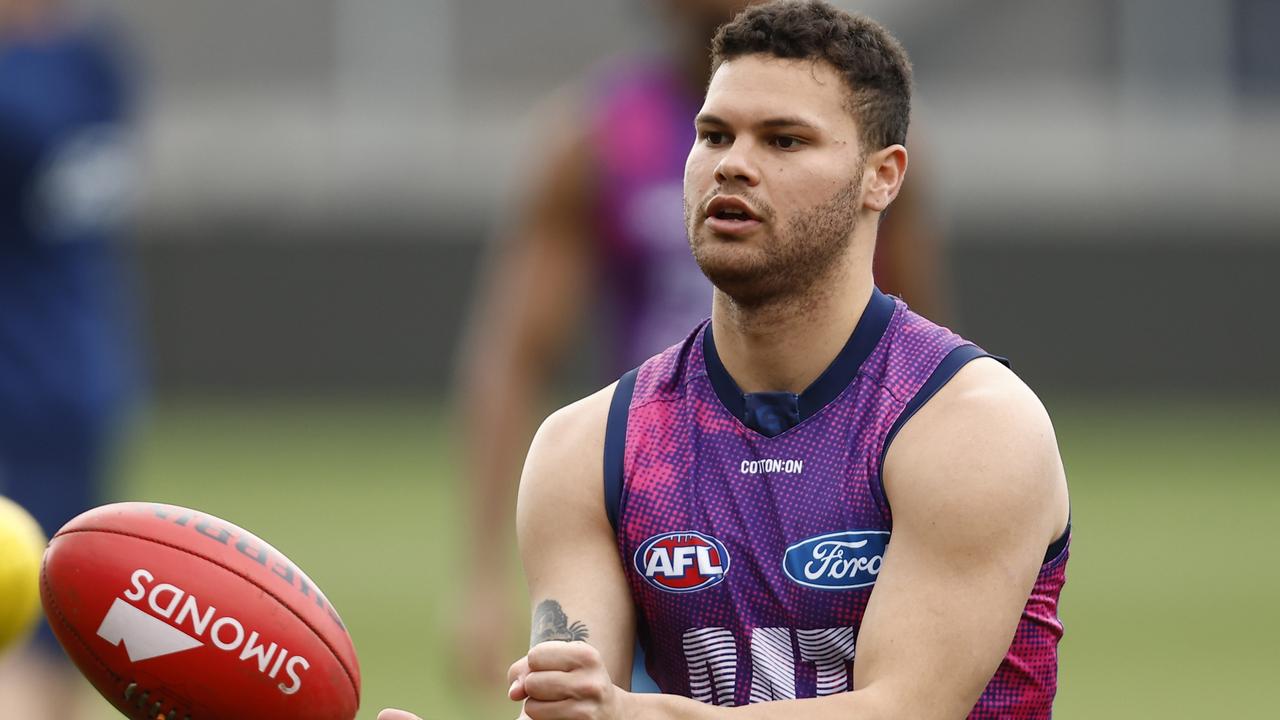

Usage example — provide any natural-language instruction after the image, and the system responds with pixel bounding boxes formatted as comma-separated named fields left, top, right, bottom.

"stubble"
left=686, top=176, right=862, bottom=313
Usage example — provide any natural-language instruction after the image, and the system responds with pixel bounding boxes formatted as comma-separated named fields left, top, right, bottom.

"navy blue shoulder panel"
left=604, top=368, right=640, bottom=533
left=881, top=344, right=993, bottom=459
left=1044, top=518, right=1071, bottom=565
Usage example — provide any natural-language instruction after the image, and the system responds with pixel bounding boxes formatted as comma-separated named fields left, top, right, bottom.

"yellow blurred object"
left=0, top=495, right=46, bottom=654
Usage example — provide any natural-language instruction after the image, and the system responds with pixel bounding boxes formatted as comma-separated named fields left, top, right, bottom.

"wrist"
left=614, top=687, right=642, bottom=720
left=619, top=688, right=727, bottom=720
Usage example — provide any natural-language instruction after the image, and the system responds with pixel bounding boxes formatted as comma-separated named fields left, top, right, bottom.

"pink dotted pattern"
left=617, top=298, right=1069, bottom=716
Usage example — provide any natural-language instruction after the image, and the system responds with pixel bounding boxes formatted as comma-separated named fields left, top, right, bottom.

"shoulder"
left=516, top=383, right=617, bottom=533
left=903, top=356, right=1054, bottom=446
left=528, top=382, right=616, bottom=469
left=884, top=357, right=1069, bottom=547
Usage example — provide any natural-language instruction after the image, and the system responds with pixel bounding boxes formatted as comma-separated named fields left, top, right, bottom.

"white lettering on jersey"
left=645, top=548, right=675, bottom=577
left=645, top=546, right=726, bottom=579
left=682, top=627, right=737, bottom=706
left=696, top=546, right=724, bottom=576
left=749, top=627, right=796, bottom=702
left=679, top=627, right=856, bottom=703
left=797, top=628, right=857, bottom=696
left=739, top=459, right=804, bottom=475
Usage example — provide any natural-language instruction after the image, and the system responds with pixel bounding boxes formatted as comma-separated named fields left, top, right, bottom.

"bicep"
left=516, top=392, right=636, bottom=685
left=853, top=360, right=1067, bottom=716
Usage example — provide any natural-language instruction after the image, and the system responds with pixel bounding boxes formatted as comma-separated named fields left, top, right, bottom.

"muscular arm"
left=847, top=358, right=1070, bottom=717
left=453, top=93, right=599, bottom=679
left=515, top=385, right=637, bottom=682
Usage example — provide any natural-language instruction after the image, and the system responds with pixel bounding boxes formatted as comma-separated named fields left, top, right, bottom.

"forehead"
left=702, top=55, right=854, bottom=130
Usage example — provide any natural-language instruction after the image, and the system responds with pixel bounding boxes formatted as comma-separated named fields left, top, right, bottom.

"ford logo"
left=783, top=531, right=889, bottom=590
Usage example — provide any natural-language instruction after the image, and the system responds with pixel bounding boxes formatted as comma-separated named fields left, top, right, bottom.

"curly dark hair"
left=710, top=0, right=913, bottom=151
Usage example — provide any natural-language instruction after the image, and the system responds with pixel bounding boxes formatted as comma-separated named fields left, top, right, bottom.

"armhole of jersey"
left=604, top=368, right=640, bottom=533
left=876, top=344, right=998, bottom=515
left=1044, top=516, right=1071, bottom=566
left=878, top=347, right=1063, bottom=565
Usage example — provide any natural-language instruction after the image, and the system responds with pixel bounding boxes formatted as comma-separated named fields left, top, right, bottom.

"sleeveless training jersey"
left=604, top=289, right=1070, bottom=718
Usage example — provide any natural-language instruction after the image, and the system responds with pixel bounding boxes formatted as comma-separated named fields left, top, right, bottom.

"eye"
left=771, top=136, right=802, bottom=150
left=702, top=131, right=729, bottom=146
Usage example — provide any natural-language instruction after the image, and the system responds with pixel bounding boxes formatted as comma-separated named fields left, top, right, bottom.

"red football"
left=40, top=502, right=361, bottom=720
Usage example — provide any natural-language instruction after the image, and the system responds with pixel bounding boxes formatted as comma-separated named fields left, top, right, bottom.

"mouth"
left=704, top=196, right=762, bottom=236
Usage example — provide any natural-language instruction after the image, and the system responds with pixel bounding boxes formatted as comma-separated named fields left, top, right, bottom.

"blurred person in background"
left=0, top=0, right=140, bottom=716
left=455, top=0, right=948, bottom=686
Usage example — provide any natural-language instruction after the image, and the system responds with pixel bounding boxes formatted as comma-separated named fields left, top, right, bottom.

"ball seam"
left=40, top=551, right=130, bottom=703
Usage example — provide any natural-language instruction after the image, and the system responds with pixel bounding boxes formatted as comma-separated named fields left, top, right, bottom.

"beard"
left=685, top=177, right=862, bottom=309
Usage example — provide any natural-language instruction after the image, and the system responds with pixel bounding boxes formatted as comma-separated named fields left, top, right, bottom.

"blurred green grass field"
left=90, top=394, right=1280, bottom=719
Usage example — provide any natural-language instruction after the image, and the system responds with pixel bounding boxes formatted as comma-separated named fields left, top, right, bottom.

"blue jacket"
left=0, top=19, right=139, bottom=441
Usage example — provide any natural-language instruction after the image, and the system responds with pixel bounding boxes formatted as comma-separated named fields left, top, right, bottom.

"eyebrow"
left=694, top=113, right=822, bottom=131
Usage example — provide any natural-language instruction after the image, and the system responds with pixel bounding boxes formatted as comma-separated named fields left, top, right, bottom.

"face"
left=684, top=55, right=868, bottom=307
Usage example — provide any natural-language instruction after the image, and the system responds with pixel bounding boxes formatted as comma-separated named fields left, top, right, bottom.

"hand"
left=508, top=641, right=628, bottom=720
left=377, top=710, right=423, bottom=720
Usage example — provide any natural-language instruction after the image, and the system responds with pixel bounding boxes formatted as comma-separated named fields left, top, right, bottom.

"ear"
left=862, top=144, right=908, bottom=212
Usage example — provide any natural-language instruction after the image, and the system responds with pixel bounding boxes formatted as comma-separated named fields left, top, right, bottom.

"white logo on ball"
left=94, top=568, right=311, bottom=695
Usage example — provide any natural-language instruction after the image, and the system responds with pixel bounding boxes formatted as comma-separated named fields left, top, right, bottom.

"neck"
left=710, top=248, right=875, bottom=395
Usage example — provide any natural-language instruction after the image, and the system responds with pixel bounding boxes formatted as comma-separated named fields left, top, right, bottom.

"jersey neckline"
left=701, top=288, right=897, bottom=437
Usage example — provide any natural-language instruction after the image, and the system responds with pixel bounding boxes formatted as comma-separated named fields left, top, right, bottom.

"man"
left=456, top=0, right=949, bottom=683
left=406, top=1, right=1071, bottom=718
left=0, top=0, right=139, bottom=717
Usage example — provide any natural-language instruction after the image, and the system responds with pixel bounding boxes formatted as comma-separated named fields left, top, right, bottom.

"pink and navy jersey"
left=587, top=58, right=712, bottom=372
left=603, top=289, right=1070, bottom=717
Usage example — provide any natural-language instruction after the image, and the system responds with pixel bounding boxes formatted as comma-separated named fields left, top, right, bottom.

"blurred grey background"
left=116, top=0, right=1280, bottom=395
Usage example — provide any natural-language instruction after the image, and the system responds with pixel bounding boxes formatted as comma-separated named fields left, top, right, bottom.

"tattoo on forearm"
left=531, top=599, right=590, bottom=645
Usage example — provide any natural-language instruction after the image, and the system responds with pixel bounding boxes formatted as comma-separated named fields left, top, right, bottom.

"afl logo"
left=634, top=532, right=730, bottom=593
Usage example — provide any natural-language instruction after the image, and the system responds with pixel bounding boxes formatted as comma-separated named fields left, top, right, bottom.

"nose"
left=714, top=141, right=761, bottom=187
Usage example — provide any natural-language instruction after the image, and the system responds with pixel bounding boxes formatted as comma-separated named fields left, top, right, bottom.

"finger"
left=527, top=640, right=596, bottom=672
left=523, top=697, right=580, bottom=720
left=521, top=669, right=581, bottom=702
left=508, top=654, right=531, bottom=684
left=377, top=710, right=424, bottom=720
left=508, top=654, right=531, bottom=700
left=509, top=676, right=528, bottom=702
